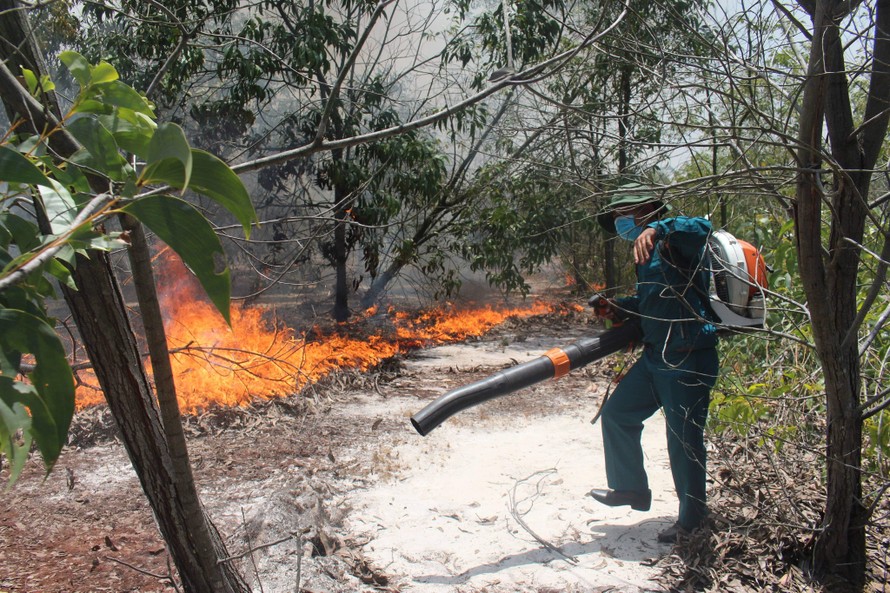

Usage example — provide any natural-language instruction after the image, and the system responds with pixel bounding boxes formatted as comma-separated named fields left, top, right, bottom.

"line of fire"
left=71, top=248, right=582, bottom=414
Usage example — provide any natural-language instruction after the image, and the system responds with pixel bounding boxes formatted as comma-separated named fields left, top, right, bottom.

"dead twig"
left=217, top=533, right=303, bottom=564
left=294, top=529, right=304, bottom=593
left=507, top=468, right=579, bottom=565
left=241, top=508, right=264, bottom=593
left=103, top=554, right=180, bottom=591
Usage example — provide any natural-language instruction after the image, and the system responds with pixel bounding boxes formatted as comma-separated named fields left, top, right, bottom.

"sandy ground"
left=339, top=338, right=676, bottom=593
left=1, top=320, right=681, bottom=593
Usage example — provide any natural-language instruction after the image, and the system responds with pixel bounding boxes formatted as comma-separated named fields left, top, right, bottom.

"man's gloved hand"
left=588, top=294, right=620, bottom=324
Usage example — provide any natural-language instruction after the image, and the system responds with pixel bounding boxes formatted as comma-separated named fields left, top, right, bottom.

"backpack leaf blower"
left=409, top=230, right=769, bottom=436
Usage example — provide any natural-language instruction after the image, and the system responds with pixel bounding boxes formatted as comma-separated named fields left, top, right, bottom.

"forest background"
left=1, top=0, right=889, bottom=590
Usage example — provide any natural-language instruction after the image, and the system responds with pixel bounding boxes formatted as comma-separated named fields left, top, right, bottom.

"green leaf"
left=73, top=98, right=112, bottom=116
left=90, top=61, right=119, bottom=85
left=38, top=74, right=55, bottom=95
left=141, top=149, right=256, bottom=236
left=121, top=195, right=232, bottom=324
left=50, top=243, right=78, bottom=268
left=59, top=50, right=91, bottom=88
left=46, top=162, right=91, bottom=195
left=0, top=397, right=33, bottom=487
left=0, top=285, right=47, bottom=319
left=0, top=308, right=75, bottom=473
left=65, top=225, right=126, bottom=254
left=89, top=81, right=154, bottom=116
left=20, top=68, right=38, bottom=95
left=98, top=106, right=156, bottom=132
left=20, top=68, right=56, bottom=97
left=146, top=123, right=192, bottom=190
left=0, top=145, right=53, bottom=188
left=37, top=180, right=78, bottom=234
left=0, top=222, right=10, bottom=251
left=99, top=110, right=155, bottom=158
left=44, top=258, right=75, bottom=290
left=2, top=212, right=40, bottom=254
left=15, top=134, right=42, bottom=156
left=66, top=117, right=129, bottom=182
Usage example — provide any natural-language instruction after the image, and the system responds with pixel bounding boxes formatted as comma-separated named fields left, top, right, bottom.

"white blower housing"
left=707, top=230, right=768, bottom=328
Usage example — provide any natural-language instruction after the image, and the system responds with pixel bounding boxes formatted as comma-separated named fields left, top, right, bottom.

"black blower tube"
left=410, top=320, right=642, bottom=436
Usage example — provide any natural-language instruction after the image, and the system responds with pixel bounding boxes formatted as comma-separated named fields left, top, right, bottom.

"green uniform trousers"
left=600, top=345, right=719, bottom=531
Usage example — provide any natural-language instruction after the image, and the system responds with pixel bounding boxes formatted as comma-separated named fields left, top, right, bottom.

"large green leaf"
left=90, top=61, right=119, bottom=85
left=89, top=81, right=154, bottom=116
left=0, top=309, right=75, bottom=474
left=2, top=212, right=40, bottom=255
left=59, top=51, right=91, bottom=88
left=0, top=285, right=48, bottom=320
left=121, top=195, right=232, bottom=324
left=99, top=110, right=155, bottom=158
left=0, top=145, right=52, bottom=188
left=66, top=117, right=130, bottom=182
left=141, top=149, right=256, bottom=237
left=37, top=180, right=78, bottom=234
left=146, top=123, right=192, bottom=190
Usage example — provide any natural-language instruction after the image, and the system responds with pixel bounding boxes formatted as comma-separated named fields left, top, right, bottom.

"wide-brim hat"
left=596, top=184, right=668, bottom=233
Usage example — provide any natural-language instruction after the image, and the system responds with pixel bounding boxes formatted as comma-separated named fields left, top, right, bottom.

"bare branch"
left=232, top=8, right=628, bottom=174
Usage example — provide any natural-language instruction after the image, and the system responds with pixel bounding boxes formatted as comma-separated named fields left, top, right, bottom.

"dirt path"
left=341, top=337, right=675, bottom=593
left=0, top=319, right=678, bottom=592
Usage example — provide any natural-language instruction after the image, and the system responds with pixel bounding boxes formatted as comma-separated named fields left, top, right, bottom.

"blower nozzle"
left=410, top=320, right=642, bottom=436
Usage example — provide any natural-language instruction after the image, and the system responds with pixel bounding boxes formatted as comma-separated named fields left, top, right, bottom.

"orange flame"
left=73, top=254, right=572, bottom=413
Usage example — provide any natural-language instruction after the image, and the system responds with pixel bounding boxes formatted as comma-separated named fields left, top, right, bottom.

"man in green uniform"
left=589, top=186, right=719, bottom=544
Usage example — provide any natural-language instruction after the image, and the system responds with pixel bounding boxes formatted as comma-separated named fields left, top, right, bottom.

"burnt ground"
left=1, top=309, right=888, bottom=592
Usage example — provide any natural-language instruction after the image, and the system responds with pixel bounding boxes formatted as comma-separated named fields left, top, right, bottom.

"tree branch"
left=314, top=0, right=398, bottom=143
left=0, top=192, right=114, bottom=292
left=232, top=9, right=628, bottom=174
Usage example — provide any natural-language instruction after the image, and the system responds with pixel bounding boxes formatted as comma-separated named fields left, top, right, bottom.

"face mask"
left=615, top=216, right=643, bottom=241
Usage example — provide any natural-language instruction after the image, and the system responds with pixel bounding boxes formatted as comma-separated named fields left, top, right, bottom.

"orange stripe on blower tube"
left=545, top=348, right=571, bottom=378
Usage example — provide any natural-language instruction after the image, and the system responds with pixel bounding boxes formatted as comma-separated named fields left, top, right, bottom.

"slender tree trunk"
left=122, top=218, right=249, bottom=592
left=605, top=64, right=634, bottom=294
left=603, top=239, right=616, bottom=294
left=59, top=254, right=249, bottom=593
left=706, top=91, right=726, bottom=227
left=360, top=204, right=443, bottom=309
left=333, top=181, right=351, bottom=321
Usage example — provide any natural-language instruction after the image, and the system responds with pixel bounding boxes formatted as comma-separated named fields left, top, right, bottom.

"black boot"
left=588, top=488, right=652, bottom=511
left=656, top=522, right=689, bottom=543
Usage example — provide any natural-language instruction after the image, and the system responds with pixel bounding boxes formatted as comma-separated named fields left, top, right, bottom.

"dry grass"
left=655, top=426, right=889, bottom=592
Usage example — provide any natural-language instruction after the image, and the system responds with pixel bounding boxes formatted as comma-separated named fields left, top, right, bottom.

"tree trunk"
left=0, top=4, right=249, bottom=590
left=792, top=0, right=890, bottom=584
left=59, top=254, right=249, bottom=593
left=333, top=182, right=351, bottom=321
left=359, top=206, right=443, bottom=309
left=362, top=266, right=397, bottom=309
left=603, top=238, right=617, bottom=293
left=605, top=64, right=633, bottom=294
left=122, top=218, right=249, bottom=592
